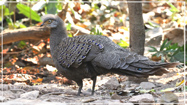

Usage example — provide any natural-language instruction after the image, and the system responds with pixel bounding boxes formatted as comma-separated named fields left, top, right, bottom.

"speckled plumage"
left=41, top=14, right=179, bottom=96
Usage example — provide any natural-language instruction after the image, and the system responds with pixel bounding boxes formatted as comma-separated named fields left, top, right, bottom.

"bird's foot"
left=76, top=91, right=82, bottom=96
left=91, top=91, right=95, bottom=95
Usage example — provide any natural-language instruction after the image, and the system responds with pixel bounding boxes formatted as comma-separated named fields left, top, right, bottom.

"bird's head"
left=40, top=14, right=62, bottom=28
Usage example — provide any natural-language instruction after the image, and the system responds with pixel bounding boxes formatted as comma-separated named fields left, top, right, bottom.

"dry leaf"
left=151, top=55, right=161, bottom=61
left=2, top=48, right=9, bottom=54
left=32, top=78, right=43, bottom=83
left=76, top=23, right=88, bottom=28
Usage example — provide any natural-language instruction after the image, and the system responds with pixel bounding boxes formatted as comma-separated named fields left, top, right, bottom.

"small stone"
left=13, top=83, right=28, bottom=90
left=82, top=98, right=97, bottom=103
left=14, top=82, right=27, bottom=86
left=103, top=77, right=120, bottom=90
left=0, top=96, right=6, bottom=102
left=145, top=27, right=163, bottom=46
left=64, top=89, right=77, bottom=95
left=163, top=28, right=186, bottom=46
left=126, top=83, right=138, bottom=91
left=0, top=84, right=9, bottom=91
left=160, top=92, right=179, bottom=103
left=39, top=57, right=55, bottom=66
left=111, top=93, right=121, bottom=99
left=20, top=90, right=39, bottom=99
left=129, top=94, right=154, bottom=103
left=139, top=82, right=155, bottom=90
left=87, top=88, right=92, bottom=92
left=145, top=35, right=162, bottom=46
left=3, top=90, right=17, bottom=99
left=120, top=81, right=130, bottom=89
left=128, top=77, right=148, bottom=84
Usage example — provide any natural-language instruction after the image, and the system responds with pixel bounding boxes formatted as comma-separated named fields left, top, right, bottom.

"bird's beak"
left=40, top=23, right=44, bottom=27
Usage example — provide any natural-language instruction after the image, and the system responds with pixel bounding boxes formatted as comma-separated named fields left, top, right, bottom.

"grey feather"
left=41, top=14, right=180, bottom=96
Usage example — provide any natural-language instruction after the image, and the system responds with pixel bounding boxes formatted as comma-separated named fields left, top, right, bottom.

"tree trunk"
left=127, top=0, right=147, bottom=82
left=127, top=0, right=145, bottom=55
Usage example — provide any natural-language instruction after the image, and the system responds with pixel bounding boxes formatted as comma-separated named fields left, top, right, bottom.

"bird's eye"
left=48, top=20, right=52, bottom=23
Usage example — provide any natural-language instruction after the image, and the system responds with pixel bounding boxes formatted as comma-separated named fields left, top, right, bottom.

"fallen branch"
left=70, top=24, right=90, bottom=36
left=0, top=26, right=50, bottom=45
left=0, top=24, right=90, bottom=46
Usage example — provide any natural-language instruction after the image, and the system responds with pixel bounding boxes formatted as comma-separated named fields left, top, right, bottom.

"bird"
left=41, top=14, right=179, bottom=96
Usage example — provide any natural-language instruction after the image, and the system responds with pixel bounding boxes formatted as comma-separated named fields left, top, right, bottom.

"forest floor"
left=1, top=45, right=186, bottom=105
left=1, top=62, right=186, bottom=104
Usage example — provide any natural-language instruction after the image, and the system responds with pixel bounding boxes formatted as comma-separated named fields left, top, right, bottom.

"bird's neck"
left=50, top=25, right=67, bottom=55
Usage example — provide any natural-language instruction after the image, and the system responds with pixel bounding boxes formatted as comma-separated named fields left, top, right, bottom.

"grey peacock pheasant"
left=41, top=14, right=179, bottom=96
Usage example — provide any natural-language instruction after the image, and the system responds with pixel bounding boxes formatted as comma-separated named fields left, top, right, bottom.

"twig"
left=3, top=51, right=24, bottom=55
left=0, top=54, right=10, bottom=64
left=70, top=24, right=90, bottom=35
left=10, top=89, right=27, bottom=93
left=40, top=92, right=65, bottom=98
left=73, top=30, right=79, bottom=36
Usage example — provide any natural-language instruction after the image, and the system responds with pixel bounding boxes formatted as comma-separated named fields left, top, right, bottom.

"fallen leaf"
left=2, top=48, right=9, bottom=54
left=23, top=66, right=35, bottom=71
left=76, top=23, right=88, bottom=28
left=46, top=64, right=57, bottom=72
left=32, top=78, right=43, bottom=83
left=151, top=55, right=161, bottom=61
left=176, top=79, right=184, bottom=87
left=160, top=88, right=175, bottom=92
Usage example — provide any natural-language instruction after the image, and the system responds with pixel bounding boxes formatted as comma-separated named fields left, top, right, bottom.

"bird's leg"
left=91, top=76, right=97, bottom=95
left=76, top=80, right=83, bottom=96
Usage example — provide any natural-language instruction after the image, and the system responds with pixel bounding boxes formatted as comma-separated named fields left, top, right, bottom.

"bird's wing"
left=92, top=50, right=151, bottom=70
left=92, top=50, right=179, bottom=77
left=57, top=35, right=104, bottom=68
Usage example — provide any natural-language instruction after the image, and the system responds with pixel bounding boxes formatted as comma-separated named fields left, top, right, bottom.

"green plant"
left=149, top=39, right=186, bottom=63
left=0, top=5, right=14, bottom=22
left=16, top=3, right=41, bottom=22
left=167, top=2, right=179, bottom=13
left=18, top=41, right=27, bottom=49
left=46, top=0, right=57, bottom=14
left=6, top=16, right=27, bottom=29
left=66, top=23, right=73, bottom=37
left=167, top=2, right=179, bottom=21
left=90, top=25, right=103, bottom=35
left=117, top=39, right=129, bottom=49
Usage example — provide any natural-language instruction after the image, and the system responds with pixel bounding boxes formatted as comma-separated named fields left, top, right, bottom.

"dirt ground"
left=1, top=66, right=186, bottom=105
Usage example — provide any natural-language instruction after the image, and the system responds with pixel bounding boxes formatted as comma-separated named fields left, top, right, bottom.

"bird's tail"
left=111, top=62, right=180, bottom=78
